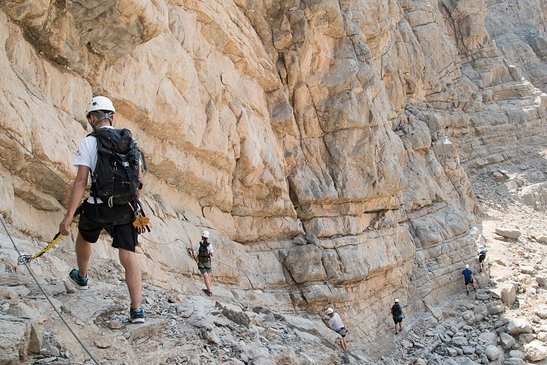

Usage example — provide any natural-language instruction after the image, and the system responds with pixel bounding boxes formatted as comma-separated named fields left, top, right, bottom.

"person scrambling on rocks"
left=478, top=247, right=487, bottom=272
left=462, top=264, right=476, bottom=295
left=319, top=307, right=348, bottom=351
left=189, top=230, right=214, bottom=296
left=391, top=298, right=404, bottom=334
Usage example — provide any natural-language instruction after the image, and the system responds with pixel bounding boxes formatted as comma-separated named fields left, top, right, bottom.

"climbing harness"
left=18, top=231, right=63, bottom=265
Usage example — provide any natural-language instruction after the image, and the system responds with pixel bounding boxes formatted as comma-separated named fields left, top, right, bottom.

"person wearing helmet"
left=319, top=307, right=348, bottom=350
left=191, top=230, right=214, bottom=296
left=59, top=95, right=145, bottom=324
left=86, top=95, right=115, bottom=124
left=391, top=299, right=404, bottom=334
left=462, top=264, right=476, bottom=295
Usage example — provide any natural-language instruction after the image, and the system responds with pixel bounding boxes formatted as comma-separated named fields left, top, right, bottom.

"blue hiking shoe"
left=69, top=269, right=88, bottom=290
left=129, top=308, right=145, bottom=324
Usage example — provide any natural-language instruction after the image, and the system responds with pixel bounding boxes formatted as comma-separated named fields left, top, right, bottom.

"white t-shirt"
left=74, top=126, right=115, bottom=203
left=193, top=241, right=214, bottom=255
left=328, top=313, right=345, bottom=331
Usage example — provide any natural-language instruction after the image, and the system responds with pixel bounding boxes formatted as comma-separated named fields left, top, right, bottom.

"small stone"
left=534, top=305, right=547, bottom=319
left=500, top=332, right=516, bottom=349
left=519, top=265, right=535, bottom=274
left=509, top=350, right=525, bottom=359
left=107, top=320, right=124, bottom=330
left=485, top=345, right=501, bottom=360
left=487, top=301, right=505, bottom=315
left=94, top=338, right=111, bottom=349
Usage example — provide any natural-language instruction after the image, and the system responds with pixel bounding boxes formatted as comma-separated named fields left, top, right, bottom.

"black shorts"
left=479, top=254, right=486, bottom=263
left=78, top=202, right=138, bottom=252
left=335, top=327, right=347, bottom=337
left=393, top=315, right=403, bottom=324
left=465, top=278, right=473, bottom=285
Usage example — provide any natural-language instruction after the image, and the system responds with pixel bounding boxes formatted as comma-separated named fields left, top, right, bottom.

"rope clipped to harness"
left=131, top=200, right=151, bottom=234
left=18, top=232, right=63, bottom=265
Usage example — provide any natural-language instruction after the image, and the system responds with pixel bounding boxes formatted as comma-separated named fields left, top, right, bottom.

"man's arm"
left=59, top=165, right=89, bottom=235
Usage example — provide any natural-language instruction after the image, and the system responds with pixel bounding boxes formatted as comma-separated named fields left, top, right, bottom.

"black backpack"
left=391, top=303, right=402, bottom=317
left=198, top=240, right=211, bottom=261
left=90, top=128, right=142, bottom=206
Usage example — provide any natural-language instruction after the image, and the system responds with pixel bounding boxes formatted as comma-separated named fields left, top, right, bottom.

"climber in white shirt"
left=320, top=307, right=348, bottom=350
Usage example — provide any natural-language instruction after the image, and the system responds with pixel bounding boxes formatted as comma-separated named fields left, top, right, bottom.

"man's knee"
left=119, top=248, right=138, bottom=266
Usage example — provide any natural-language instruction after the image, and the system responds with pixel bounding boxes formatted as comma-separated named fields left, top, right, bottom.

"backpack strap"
left=87, top=131, right=100, bottom=205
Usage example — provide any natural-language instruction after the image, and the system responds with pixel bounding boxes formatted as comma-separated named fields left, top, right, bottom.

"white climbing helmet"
left=394, top=298, right=400, bottom=303
left=86, top=96, right=115, bottom=115
left=202, top=230, right=210, bottom=238
left=465, top=264, right=470, bottom=268
left=325, top=307, right=334, bottom=315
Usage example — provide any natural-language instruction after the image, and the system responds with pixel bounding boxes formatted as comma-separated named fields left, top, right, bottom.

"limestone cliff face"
left=0, top=0, right=546, bottom=347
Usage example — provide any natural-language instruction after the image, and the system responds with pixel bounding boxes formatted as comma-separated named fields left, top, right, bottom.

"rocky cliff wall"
left=0, top=0, right=546, bottom=352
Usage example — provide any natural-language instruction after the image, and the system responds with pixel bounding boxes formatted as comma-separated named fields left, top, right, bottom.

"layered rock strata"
left=0, top=0, right=545, bottom=360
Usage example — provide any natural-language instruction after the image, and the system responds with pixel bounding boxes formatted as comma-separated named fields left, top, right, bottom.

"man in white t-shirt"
left=190, top=230, right=214, bottom=296
left=59, top=96, right=145, bottom=324
left=320, top=307, right=348, bottom=350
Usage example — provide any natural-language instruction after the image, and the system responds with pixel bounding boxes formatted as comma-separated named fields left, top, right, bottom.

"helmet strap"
left=88, top=111, right=113, bottom=130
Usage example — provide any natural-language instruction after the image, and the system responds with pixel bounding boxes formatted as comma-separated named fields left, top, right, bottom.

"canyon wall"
left=0, top=0, right=546, bottom=351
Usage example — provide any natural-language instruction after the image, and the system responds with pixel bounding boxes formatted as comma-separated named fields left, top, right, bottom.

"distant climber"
left=478, top=247, right=486, bottom=272
left=189, top=230, right=214, bottom=296
left=462, top=264, right=476, bottom=295
left=319, top=307, right=348, bottom=351
left=391, top=299, right=404, bottom=334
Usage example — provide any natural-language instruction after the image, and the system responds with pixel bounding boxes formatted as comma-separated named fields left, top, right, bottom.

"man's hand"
left=60, top=165, right=89, bottom=236
left=187, top=248, right=198, bottom=262
left=59, top=213, right=73, bottom=235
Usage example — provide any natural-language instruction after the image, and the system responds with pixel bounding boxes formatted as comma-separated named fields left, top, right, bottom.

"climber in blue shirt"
left=462, top=264, right=476, bottom=295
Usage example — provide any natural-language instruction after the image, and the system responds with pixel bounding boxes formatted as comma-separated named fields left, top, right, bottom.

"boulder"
left=537, top=332, right=547, bottom=342
left=500, top=332, right=516, bottom=350
left=479, top=331, right=498, bottom=345
left=508, top=350, right=525, bottom=359
left=524, top=340, right=547, bottom=362
left=500, top=283, right=518, bottom=307
left=534, top=305, right=547, bottom=319
left=487, top=300, right=505, bottom=315
left=506, top=319, right=532, bottom=336
left=484, top=344, right=501, bottom=360
left=462, top=310, right=476, bottom=325
left=0, top=316, right=31, bottom=364
left=495, top=228, right=522, bottom=240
